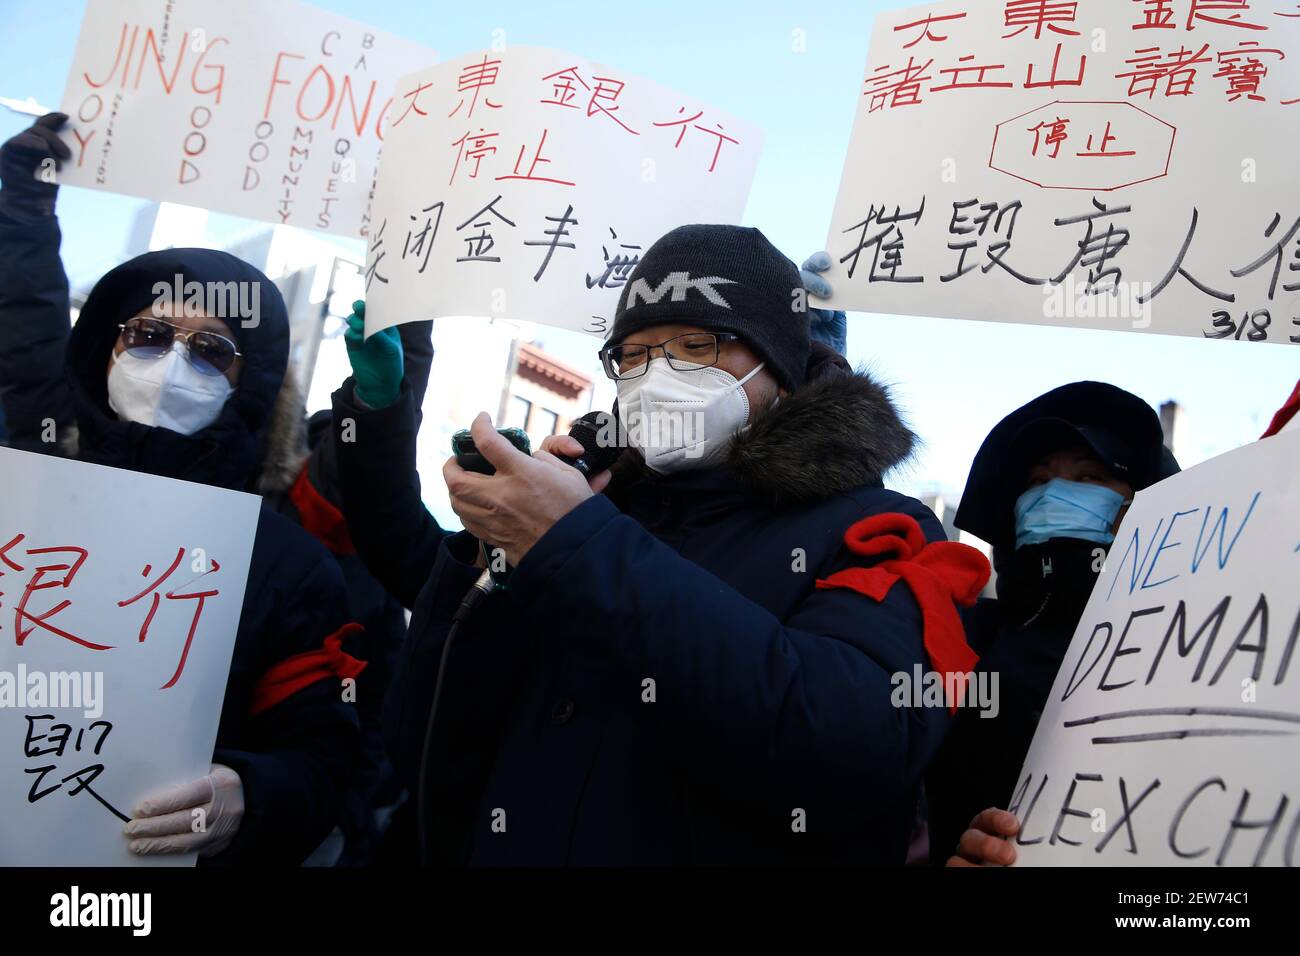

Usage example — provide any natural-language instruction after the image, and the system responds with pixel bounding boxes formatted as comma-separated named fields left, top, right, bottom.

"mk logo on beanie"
left=626, top=272, right=737, bottom=309
left=610, top=224, right=811, bottom=391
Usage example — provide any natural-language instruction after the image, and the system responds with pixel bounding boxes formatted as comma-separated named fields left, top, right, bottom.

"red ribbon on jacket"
left=249, top=622, right=368, bottom=716
left=815, top=512, right=989, bottom=715
left=289, top=461, right=356, bottom=556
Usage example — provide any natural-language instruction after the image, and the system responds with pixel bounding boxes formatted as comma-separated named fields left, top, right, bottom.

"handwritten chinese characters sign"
left=1012, top=428, right=1300, bottom=866
left=57, top=0, right=434, bottom=238
left=362, top=46, right=763, bottom=338
left=824, top=0, right=1300, bottom=345
left=0, top=448, right=260, bottom=866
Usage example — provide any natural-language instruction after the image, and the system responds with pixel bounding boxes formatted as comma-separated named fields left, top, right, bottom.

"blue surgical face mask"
left=1013, top=478, right=1128, bottom=549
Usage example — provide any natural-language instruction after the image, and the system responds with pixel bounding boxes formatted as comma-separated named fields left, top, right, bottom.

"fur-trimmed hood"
left=609, top=343, right=917, bottom=508
left=727, top=362, right=916, bottom=506
left=255, top=364, right=309, bottom=493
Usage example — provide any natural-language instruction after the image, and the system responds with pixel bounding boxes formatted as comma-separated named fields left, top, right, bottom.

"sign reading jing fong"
left=58, top=0, right=434, bottom=238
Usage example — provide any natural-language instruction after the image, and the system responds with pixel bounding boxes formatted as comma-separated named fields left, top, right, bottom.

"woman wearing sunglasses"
left=0, top=115, right=363, bottom=866
left=108, top=311, right=243, bottom=428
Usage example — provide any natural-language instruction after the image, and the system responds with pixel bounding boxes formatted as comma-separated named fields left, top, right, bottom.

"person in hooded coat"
left=0, top=118, right=362, bottom=865
left=270, top=407, right=417, bottom=865
left=263, top=302, right=436, bottom=866
left=926, top=381, right=1180, bottom=864
left=331, top=224, right=988, bottom=866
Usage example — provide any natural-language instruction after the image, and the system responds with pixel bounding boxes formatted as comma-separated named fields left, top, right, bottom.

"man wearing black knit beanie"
left=337, top=223, right=986, bottom=866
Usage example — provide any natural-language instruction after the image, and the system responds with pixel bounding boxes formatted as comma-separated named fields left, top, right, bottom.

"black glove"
left=0, top=112, right=71, bottom=221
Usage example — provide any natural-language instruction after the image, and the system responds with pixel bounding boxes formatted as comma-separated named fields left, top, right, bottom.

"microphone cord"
left=411, top=415, right=614, bottom=864
left=416, top=567, right=493, bottom=867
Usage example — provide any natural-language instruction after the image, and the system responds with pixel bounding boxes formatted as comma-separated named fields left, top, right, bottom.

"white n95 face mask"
left=107, top=342, right=234, bottom=436
left=616, top=357, right=764, bottom=474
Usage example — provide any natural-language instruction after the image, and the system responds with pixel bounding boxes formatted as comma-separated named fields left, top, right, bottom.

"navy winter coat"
left=334, top=349, right=952, bottom=865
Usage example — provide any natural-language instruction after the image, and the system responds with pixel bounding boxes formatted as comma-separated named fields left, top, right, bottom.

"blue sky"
left=2, top=0, right=1295, bottom=499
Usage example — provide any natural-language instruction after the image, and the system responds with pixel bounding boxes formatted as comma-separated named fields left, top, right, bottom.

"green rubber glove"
left=343, top=300, right=403, bottom=409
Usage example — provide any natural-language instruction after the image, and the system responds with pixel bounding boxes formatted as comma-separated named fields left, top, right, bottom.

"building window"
left=505, top=395, right=532, bottom=432
left=535, top=407, right=560, bottom=440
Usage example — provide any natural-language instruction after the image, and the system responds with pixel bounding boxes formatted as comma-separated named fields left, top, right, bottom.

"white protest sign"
left=362, top=46, right=763, bottom=337
left=823, top=0, right=1300, bottom=345
left=1011, top=428, right=1300, bottom=866
left=57, top=0, right=434, bottom=239
left=0, top=448, right=260, bottom=866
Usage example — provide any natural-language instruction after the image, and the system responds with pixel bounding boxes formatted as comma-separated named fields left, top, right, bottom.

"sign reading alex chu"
left=1012, top=428, right=1300, bottom=867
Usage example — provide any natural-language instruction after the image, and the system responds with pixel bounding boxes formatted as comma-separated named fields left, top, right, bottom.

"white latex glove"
left=124, top=763, right=244, bottom=858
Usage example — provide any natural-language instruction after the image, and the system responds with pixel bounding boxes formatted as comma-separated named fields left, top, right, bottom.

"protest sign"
left=0, top=448, right=261, bottom=866
left=1011, top=428, right=1300, bottom=866
left=57, top=0, right=434, bottom=238
left=823, top=0, right=1300, bottom=345
left=361, top=46, right=763, bottom=337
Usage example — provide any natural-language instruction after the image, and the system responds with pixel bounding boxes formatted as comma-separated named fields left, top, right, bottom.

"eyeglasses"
left=117, top=317, right=241, bottom=376
left=599, top=332, right=741, bottom=381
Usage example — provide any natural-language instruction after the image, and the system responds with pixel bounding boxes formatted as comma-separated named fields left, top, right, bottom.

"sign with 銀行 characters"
left=360, top=45, right=763, bottom=338
left=0, top=447, right=261, bottom=866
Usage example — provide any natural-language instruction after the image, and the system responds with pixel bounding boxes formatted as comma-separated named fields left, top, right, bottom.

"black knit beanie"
left=608, top=225, right=810, bottom=391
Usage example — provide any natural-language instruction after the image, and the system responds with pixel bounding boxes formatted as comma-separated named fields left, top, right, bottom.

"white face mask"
left=107, top=342, right=234, bottom=436
left=616, top=357, right=765, bottom=474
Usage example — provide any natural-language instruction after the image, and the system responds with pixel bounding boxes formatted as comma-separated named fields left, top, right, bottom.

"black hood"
left=956, top=381, right=1177, bottom=553
left=608, top=342, right=917, bottom=508
left=66, top=247, right=290, bottom=491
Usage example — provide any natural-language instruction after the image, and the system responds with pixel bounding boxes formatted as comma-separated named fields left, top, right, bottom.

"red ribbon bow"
left=249, top=622, right=368, bottom=716
left=816, top=512, right=989, bottom=715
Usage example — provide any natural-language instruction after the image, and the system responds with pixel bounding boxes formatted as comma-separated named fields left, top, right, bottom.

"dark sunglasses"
left=117, top=317, right=241, bottom=376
